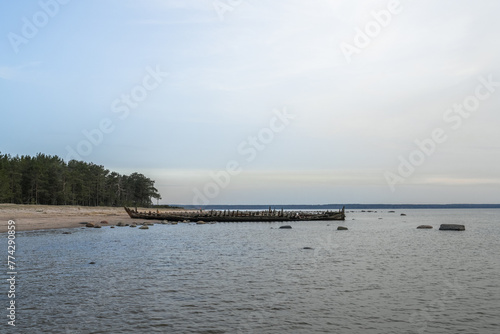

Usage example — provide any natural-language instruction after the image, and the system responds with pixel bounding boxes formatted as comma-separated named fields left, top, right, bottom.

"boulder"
left=139, top=225, right=149, bottom=230
left=279, top=225, right=292, bottom=229
left=439, top=224, right=465, bottom=231
left=337, top=226, right=348, bottom=230
left=130, top=224, right=137, bottom=228
left=86, top=223, right=95, bottom=228
left=417, top=225, right=433, bottom=229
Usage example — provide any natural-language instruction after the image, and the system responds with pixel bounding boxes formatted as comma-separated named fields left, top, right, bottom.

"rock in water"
left=279, top=225, right=292, bottom=229
left=337, top=226, right=348, bottom=230
left=86, top=223, right=95, bottom=228
left=417, top=225, right=433, bottom=229
left=439, top=224, right=465, bottom=231
left=139, top=225, right=149, bottom=230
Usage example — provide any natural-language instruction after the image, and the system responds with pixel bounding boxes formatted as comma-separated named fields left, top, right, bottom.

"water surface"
left=2, top=209, right=499, bottom=333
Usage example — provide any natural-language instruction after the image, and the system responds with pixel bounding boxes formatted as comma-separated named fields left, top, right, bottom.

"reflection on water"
left=3, top=209, right=500, bottom=333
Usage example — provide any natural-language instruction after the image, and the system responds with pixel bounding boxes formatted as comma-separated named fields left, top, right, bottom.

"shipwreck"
left=124, top=206, right=346, bottom=222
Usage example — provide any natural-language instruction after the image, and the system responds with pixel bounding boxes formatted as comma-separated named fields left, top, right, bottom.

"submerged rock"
left=337, top=226, right=348, bottom=230
left=279, top=225, right=292, bottom=229
left=417, top=225, right=433, bottom=229
left=303, top=247, right=314, bottom=250
left=439, top=224, right=465, bottom=231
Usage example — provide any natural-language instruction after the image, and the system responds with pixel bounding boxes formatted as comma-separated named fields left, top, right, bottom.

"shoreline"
left=0, top=204, right=188, bottom=233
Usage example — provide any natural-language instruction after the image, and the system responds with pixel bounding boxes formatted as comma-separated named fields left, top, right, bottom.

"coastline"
left=0, top=204, right=188, bottom=233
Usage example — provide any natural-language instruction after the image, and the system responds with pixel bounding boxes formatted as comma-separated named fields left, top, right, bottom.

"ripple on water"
left=9, top=209, right=500, bottom=333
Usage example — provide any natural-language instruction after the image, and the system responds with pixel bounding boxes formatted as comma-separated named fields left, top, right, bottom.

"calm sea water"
left=2, top=209, right=499, bottom=333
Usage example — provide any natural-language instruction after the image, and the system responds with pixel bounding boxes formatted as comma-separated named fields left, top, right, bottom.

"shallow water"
left=2, top=209, right=499, bottom=333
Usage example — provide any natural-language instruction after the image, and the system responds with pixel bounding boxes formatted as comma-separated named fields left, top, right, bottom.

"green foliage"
left=0, top=152, right=161, bottom=207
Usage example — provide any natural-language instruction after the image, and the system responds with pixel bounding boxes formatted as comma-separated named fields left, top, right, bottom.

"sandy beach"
left=0, top=204, right=188, bottom=233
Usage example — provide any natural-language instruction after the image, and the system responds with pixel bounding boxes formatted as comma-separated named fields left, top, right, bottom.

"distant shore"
left=0, top=204, right=188, bottom=233
left=180, top=204, right=500, bottom=210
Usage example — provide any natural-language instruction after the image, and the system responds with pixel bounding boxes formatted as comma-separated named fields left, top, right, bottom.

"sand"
left=0, top=204, right=188, bottom=233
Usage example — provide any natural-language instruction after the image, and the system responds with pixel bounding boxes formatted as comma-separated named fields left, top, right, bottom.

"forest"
left=0, top=153, right=161, bottom=207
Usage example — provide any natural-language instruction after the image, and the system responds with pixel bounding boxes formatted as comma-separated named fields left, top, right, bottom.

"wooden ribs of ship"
left=124, top=206, right=345, bottom=222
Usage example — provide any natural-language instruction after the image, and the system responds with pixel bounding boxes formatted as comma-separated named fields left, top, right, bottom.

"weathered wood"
left=124, top=206, right=346, bottom=222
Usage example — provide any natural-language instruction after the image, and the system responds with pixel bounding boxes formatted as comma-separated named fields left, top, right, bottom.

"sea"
left=2, top=209, right=499, bottom=333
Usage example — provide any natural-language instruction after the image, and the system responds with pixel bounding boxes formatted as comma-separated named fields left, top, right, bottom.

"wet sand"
left=0, top=204, right=187, bottom=233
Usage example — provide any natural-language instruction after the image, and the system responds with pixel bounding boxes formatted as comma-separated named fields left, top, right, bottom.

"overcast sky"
left=1, top=0, right=499, bottom=205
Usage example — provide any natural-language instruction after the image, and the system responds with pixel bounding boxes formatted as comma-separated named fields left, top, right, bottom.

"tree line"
left=0, top=153, right=161, bottom=207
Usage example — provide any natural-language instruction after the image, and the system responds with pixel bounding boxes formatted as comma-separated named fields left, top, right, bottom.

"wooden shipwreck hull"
left=124, top=206, right=345, bottom=222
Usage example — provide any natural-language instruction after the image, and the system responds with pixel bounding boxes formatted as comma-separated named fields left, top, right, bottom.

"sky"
left=1, top=0, right=500, bottom=205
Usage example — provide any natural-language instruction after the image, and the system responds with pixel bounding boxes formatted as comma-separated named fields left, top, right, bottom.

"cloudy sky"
left=1, top=0, right=499, bottom=205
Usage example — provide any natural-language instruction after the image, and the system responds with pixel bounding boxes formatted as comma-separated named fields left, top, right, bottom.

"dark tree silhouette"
left=0, top=152, right=161, bottom=207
